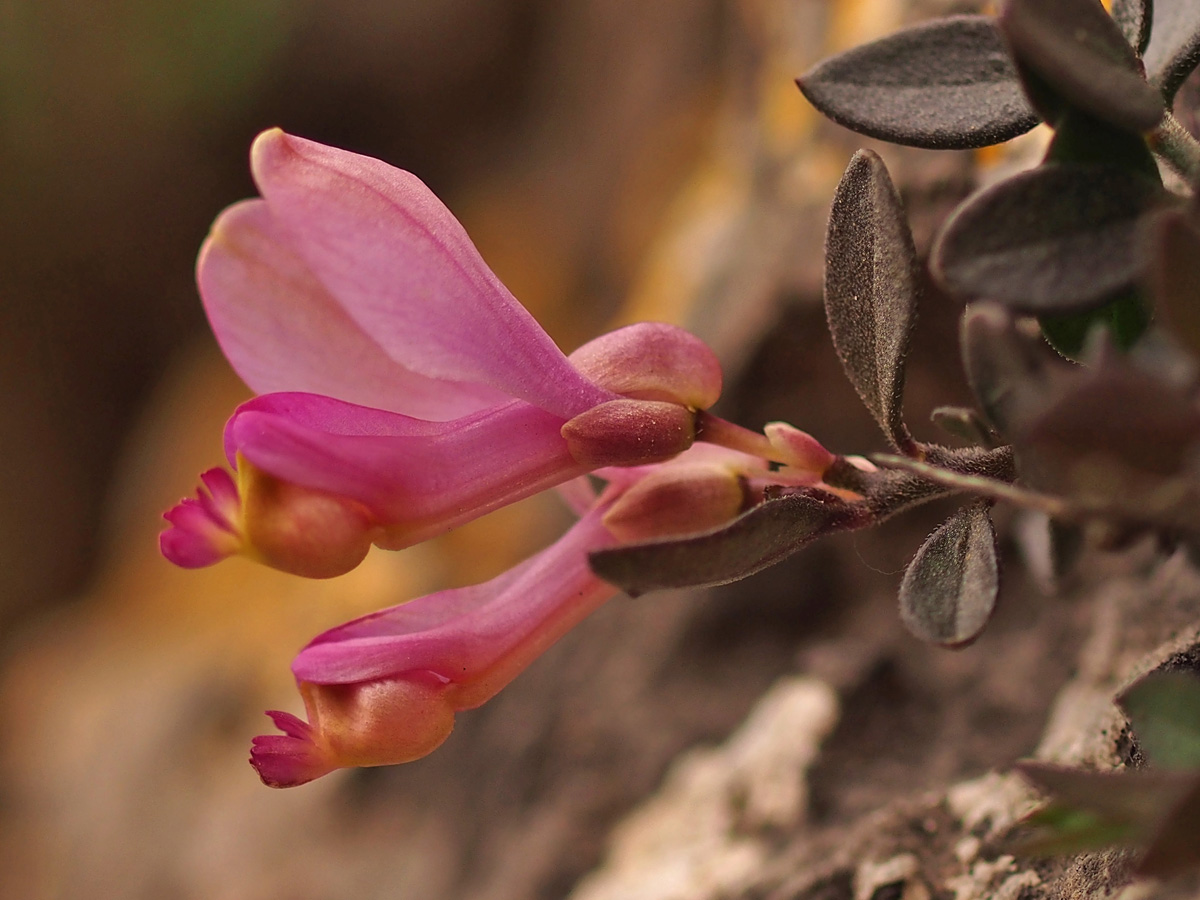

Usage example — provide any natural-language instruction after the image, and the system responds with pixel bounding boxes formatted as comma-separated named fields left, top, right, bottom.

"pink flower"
left=161, top=129, right=724, bottom=577
left=249, top=445, right=773, bottom=787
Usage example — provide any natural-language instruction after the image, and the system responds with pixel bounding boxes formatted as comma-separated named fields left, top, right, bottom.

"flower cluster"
left=163, top=129, right=837, bottom=786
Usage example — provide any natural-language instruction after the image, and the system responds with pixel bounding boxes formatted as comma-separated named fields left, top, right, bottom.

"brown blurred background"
left=1, top=2, right=1060, bottom=899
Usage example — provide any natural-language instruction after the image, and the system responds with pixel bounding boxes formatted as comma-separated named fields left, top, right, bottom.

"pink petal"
left=291, top=510, right=619, bottom=690
left=248, top=129, right=613, bottom=419
left=225, top=392, right=587, bottom=546
left=249, top=711, right=334, bottom=788
left=159, top=468, right=242, bottom=568
left=198, top=199, right=505, bottom=420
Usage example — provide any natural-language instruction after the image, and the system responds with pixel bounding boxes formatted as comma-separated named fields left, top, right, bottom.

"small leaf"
left=1000, top=0, right=1164, bottom=133
left=824, top=150, right=918, bottom=452
left=1015, top=359, right=1200, bottom=518
left=1112, top=0, right=1152, bottom=56
left=930, top=406, right=998, bottom=447
left=1013, top=762, right=1182, bottom=857
left=960, top=303, right=1063, bottom=440
left=898, top=501, right=999, bottom=647
left=932, top=164, right=1163, bottom=313
left=1142, top=0, right=1200, bottom=100
left=1119, top=670, right=1200, bottom=769
left=797, top=16, right=1038, bottom=149
left=588, top=489, right=865, bottom=595
left=1139, top=776, right=1200, bottom=877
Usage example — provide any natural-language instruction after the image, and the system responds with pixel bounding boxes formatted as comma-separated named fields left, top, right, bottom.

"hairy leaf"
left=1000, top=0, right=1164, bottom=133
left=1112, top=0, right=1152, bottom=56
left=1015, top=359, right=1200, bottom=521
left=797, top=16, right=1038, bottom=149
left=960, top=303, right=1063, bottom=441
left=825, top=150, right=917, bottom=452
left=589, top=490, right=865, bottom=595
left=1142, top=0, right=1200, bottom=100
left=932, top=164, right=1162, bottom=312
left=899, top=501, right=998, bottom=646
left=930, top=406, right=998, bottom=447
left=1119, top=670, right=1200, bottom=770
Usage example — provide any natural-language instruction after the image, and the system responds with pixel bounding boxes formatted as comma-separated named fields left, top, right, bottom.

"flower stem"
left=694, top=411, right=782, bottom=461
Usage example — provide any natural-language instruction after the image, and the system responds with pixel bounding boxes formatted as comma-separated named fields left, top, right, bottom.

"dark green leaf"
left=588, top=489, right=865, bottom=595
left=898, top=501, right=999, bottom=646
left=797, top=16, right=1038, bottom=149
left=1112, top=0, right=1152, bottom=56
left=824, top=150, right=917, bottom=452
left=1037, top=287, right=1152, bottom=358
left=1119, top=670, right=1200, bottom=769
left=1142, top=0, right=1200, bottom=100
left=932, top=164, right=1163, bottom=312
left=1000, top=0, right=1164, bottom=133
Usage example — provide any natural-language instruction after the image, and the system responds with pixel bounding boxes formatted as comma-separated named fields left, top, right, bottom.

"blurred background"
left=1, top=2, right=1069, bottom=898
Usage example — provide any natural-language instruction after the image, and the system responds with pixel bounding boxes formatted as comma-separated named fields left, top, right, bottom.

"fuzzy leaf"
left=1112, top=0, right=1152, bottom=56
left=588, top=489, right=863, bottom=595
left=824, top=150, right=917, bottom=452
left=932, top=164, right=1162, bottom=312
left=899, top=501, right=999, bottom=646
left=797, top=16, right=1038, bottom=149
left=1015, top=359, right=1200, bottom=518
left=1000, top=0, right=1164, bottom=133
left=931, top=406, right=998, bottom=447
left=960, top=303, right=1062, bottom=441
left=1142, top=0, right=1200, bottom=100
left=1119, top=670, right=1200, bottom=770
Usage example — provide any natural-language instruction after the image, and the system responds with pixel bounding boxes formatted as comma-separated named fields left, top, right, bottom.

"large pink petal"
left=225, top=393, right=587, bottom=544
left=198, top=199, right=505, bottom=420
left=249, top=129, right=613, bottom=419
left=291, top=510, right=618, bottom=685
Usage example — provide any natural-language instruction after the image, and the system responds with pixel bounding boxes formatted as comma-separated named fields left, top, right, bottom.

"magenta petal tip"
left=249, top=710, right=335, bottom=788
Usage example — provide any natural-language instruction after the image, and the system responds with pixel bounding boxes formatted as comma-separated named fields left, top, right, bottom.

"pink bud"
left=764, top=422, right=836, bottom=475
left=601, top=462, right=748, bottom=542
left=562, top=399, right=696, bottom=468
left=569, top=322, right=723, bottom=409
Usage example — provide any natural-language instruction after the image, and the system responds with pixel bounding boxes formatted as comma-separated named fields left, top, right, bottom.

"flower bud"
left=764, top=422, right=835, bottom=475
left=562, top=399, right=696, bottom=468
left=569, top=322, right=723, bottom=409
left=602, top=462, right=748, bottom=542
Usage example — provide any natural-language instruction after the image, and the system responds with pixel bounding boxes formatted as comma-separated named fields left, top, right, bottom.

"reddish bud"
left=562, top=399, right=696, bottom=468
